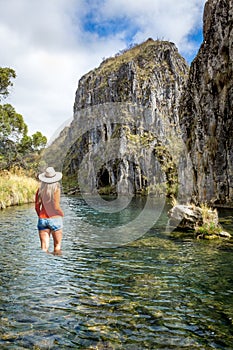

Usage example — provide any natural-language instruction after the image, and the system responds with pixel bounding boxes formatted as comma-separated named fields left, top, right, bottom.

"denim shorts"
left=37, top=217, right=63, bottom=232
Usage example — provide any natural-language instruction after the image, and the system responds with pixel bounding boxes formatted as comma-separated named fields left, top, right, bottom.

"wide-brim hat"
left=38, top=167, right=62, bottom=183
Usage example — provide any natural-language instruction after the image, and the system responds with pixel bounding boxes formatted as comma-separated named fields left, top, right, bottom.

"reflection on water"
left=0, top=196, right=233, bottom=349
left=66, top=195, right=166, bottom=248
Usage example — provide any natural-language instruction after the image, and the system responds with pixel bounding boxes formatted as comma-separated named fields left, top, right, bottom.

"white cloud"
left=86, top=0, right=206, bottom=54
left=0, top=0, right=206, bottom=142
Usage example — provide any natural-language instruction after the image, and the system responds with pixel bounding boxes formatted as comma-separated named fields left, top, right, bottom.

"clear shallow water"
left=0, top=196, right=233, bottom=349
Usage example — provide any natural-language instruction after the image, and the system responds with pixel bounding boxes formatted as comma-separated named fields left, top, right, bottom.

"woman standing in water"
left=35, top=167, right=64, bottom=254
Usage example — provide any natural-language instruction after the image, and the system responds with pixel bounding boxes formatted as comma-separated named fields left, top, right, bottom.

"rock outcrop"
left=43, top=0, right=233, bottom=208
left=49, top=39, right=190, bottom=198
left=179, top=0, right=233, bottom=206
left=168, top=203, right=231, bottom=239
left=168, top=204, right=204, bottom=230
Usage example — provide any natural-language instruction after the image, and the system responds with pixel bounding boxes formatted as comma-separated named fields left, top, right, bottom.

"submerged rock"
left=218, top=231, right=232, bottom=238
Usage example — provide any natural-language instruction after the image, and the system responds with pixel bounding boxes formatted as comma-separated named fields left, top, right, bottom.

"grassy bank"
left=0, top=170, right=38, bottom=209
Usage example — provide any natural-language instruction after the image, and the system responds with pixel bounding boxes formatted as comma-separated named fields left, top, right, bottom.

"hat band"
left=45, top=173, right=56, bottom=178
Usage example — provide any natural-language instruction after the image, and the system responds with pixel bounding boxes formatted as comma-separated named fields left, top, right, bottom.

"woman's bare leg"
left=39, top=229, right=51, bottom=252
left=52, top=229, right=62, bottom=254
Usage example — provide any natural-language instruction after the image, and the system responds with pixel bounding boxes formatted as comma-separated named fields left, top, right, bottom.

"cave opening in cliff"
left=97, top=166, right=116, bottom=196
left=98, top=168, right=110, bottom=187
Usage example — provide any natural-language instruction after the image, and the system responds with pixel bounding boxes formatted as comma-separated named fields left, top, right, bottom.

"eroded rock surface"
left=179, top=0, right=233, bottom=206
left=60, top=39, right=190, bottom=196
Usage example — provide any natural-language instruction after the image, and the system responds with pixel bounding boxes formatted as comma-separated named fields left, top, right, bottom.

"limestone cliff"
left=53, top=39, right=190, bottom=198
left=42, top=0, right=233, bottom=208
left=179, top=0, right=233, bottom=206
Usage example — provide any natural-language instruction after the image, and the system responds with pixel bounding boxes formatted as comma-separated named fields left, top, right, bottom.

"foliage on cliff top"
left=89, top=38, right=188, bottom=78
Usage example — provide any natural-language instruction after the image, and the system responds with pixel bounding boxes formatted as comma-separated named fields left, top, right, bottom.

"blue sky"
left=81, top=4, right=204, bottom=64
left=82, top=14, right=139, bottom=46
left=0, top=0, right=206, bottom=140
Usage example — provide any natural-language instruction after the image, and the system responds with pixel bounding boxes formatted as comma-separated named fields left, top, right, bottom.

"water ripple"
left=0, top=201, right=233, bottom=349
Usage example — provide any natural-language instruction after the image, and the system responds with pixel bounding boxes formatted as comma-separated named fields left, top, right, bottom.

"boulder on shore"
left=168, top=204, right=204, bottom=229
left=168, top=204, right=231, bottom=239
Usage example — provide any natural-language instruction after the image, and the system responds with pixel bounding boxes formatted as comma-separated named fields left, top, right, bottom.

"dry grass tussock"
left=0, top=169, right=38, bottom=209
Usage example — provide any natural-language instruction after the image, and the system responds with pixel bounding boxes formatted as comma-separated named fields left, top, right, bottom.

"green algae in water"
left=0, top=199, right=233, bottom=349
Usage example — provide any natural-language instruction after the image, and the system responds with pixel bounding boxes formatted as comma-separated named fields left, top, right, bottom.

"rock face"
left=44, top=0, right=233, bottom=207
left=179, top=0, right=233, bottom=206
left=58, top=39, right=190, bottom=197
left=74, top=39, right=187, bottom=112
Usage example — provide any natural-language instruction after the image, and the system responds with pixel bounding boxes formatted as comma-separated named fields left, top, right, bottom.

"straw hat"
left=38, top=167, right=62, bottom=183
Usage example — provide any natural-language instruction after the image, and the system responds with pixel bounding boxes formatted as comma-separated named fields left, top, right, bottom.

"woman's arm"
left=53, top=188, right=64, bottom=216
left=35, top=189, right=41, bottom=216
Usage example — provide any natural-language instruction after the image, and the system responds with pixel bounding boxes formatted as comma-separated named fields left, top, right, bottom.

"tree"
left=0, top=103, right=28, bottom=142
left=0, top=67, right=16, bottom=101
left=0, top=67, right=47, bottom=170
left=31, top=131, right=47, bottom=151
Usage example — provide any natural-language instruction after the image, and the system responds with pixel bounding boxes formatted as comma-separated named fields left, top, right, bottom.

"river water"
left=0, top=196, right=233, bottom=349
